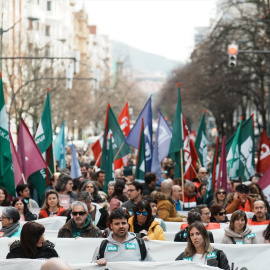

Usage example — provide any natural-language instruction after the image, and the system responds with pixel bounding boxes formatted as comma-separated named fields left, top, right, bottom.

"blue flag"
left=54, top=121, right=66, bottom=169
left=151, top=111, right=172, bottom=183
left=126, top=97, right=152, bottom=172
left=70, top=144, right=82, bottom=178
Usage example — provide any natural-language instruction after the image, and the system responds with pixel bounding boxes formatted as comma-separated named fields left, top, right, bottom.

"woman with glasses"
left=6, top=221, right=58, bottom=259
left=210, top=204, right=229, bottom=223
left=222, top=210, right=258, bottom=244
left=209, top=188, right=227, bottom=208
left=175, top=221, right=229, bottom=269
left=0, top=207, right=21, bottom=238
left=39, top=190, right=67, bottom=219
left=128, top=200, right=165, bottom=240
left=81, top=180, right=103, bottom=204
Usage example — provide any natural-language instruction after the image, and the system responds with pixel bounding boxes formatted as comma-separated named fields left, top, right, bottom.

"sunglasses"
left=217, top=191, right=226, bottom=195
left=72, top=211, right=86, bottom=216
left=238, top=191, right=249, bottom=194
left=136, top=211, right=148, bottom=216
left=218, top=211, right=226, bottom=216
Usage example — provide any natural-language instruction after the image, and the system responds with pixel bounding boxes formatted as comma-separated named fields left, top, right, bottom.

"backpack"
left=97, top=238, right=147, bottom=261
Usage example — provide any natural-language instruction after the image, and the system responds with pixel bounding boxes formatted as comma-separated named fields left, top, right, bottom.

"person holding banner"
left=222, top=210, right=259, bottom=244
left=175, top=221, right=229, bottom=269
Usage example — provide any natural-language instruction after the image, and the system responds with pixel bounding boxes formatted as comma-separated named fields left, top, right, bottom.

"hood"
left=107, top=231, right=137, bottom=245
left=224, top=225, right=252, bottom=237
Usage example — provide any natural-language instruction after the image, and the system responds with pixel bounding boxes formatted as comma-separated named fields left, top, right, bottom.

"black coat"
left=25, top=211, right=37, bottom=221
left=6, top=240, right=58, bottom=259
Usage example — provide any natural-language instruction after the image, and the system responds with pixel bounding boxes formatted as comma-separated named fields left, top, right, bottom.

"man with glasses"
left=226, top=184, right=255, bottom=214
left=58, top=201, right=102, bottom=238
left=92, top=208, right=153, bottom=266
left=192, top=167, right=208, bottom=190
left=122, top=182, right=143, bottom=214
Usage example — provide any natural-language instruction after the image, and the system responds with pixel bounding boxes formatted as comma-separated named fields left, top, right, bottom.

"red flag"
left=9, top=131, right=24, bottom=186
left=258, top=166, right=270, bottom=204
left=216, top=136, right=228, bottom=192
left=17, top=118, right=47, bottom=180
left=91, top=134, right=103, bottom=167
left=256, top=129, right=270, bottom=173
left=183, top=116, right=198, bottom=180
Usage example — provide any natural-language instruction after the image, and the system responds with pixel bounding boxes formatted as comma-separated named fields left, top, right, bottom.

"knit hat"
left=2, top=207, right=20, bottom=223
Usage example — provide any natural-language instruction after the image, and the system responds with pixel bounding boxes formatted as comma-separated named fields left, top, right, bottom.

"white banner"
left=1, top=238, right=270, bottom=269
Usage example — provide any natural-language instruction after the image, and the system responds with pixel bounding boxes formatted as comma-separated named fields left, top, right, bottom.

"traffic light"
left=228, top=44, right=238, bottom=67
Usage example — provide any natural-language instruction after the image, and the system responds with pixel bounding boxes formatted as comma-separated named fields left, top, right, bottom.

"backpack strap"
left=136, top=237, right=147, bottom=261
left=97, top=239, right=109, bottom=260
left=229, top=237, right=236, bottom=244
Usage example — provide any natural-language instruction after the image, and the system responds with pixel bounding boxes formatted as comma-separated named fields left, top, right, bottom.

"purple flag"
left=17, top=118, right=47, bottom=180
left=125, top=97, right=152, bottom=172
left=9, top=131, right=24, bottom=186
left=151, top=111, right=172, bottom=182
left=216, top=136, right=228, bottom=192
left=70, top=144, right=82, bottom=178
left=258, top=166, right=270, bottom=204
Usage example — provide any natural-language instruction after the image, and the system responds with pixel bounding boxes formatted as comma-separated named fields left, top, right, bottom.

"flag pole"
left=197, top=158, right=202, bottom=168
left=94, top=152, right=102, bottom=168
left=21, top=173, right=26, bottom=184
left=113, top=142, right=125, bottom=161
left=180, top=148, right=185, bottom=203
left=47, top=166, right=53, bottom=176
left=190, top=163, right=200, bottom=182
left=52, top=142, right=56, bottom=174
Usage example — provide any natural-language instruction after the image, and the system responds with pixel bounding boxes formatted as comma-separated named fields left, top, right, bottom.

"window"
left=45, top=25, right=50, bottom=36
left=28, top=20, right=33, bottom=30
left=47, top=1, right=51, bottom=11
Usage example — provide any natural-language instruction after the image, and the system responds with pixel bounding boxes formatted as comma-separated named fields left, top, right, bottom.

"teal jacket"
left=10, top=226, right=22, bottom=238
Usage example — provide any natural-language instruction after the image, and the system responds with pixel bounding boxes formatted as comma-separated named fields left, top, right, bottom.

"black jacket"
left=174, top=227, right=214, bottom=243
left=25, top=211, right=37, bottom=221
left=6, top=240, right=58, bottom=259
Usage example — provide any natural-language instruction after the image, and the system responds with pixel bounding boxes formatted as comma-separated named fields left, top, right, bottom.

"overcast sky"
left=75, top=0, right=218, bottom=63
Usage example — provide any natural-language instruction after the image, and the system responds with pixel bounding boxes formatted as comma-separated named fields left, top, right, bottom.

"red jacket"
left=39, top=207, right=66, bottom=219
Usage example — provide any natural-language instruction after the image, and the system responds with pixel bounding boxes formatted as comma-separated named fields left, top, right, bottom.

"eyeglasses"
left=0, top=216, right=8, bottom=220
left=136, top=211, right=148, bottom=216
left=202, top=212, right=211, bottom=216
left=200, top=172, right=207, bottom=174
left=238, top=191, right=249, bottom=194
left=217, top=191, right=226, bottom=195
left=72, top=211, right=86, bottom=216
left=127, top=189, right=136, bottom=193
left=218, top=211, right=226, bottom=216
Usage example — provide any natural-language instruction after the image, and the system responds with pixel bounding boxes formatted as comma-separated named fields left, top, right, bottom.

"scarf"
left=71, top=214, right=91, bottom=238
left=0, top=221, right=20, bottom=237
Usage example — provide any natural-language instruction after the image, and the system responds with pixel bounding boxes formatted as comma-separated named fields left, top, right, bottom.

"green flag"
left=103, top=138, right=114, bottom=194
left=100, top=104, right=131, bottom=170
left=30, top=90, right=54, bottom=199
left=195, top=111, right=207, bottom=167
left=239, top=116, right=255, bottom=182
left=168, top=84, right=184, bottom=178
left=135, top=119, right=145, bottom=182
left=0, top=73, right=15, bottom=196
left=227, top=120, right=242, bottom=179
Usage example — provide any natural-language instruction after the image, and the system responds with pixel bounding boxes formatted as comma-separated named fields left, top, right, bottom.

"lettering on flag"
left=240, top=136, right=254, bottom=179
left=199, top=133, right=207, bottom=166
left=120, top=116, right=129, bottom=134
left=158, top=126, right=171, bottom=145
left=144, top=126, right=152, bottom=162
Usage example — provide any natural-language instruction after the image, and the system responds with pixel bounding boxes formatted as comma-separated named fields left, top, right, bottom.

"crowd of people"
left=0, top=161, right=269, bottom=269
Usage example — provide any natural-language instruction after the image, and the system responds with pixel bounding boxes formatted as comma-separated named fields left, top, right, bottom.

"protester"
left=6, top=221, right=58, bottom=259
left=183, top=181, right=197, bottom=210
left=39, top=190, right=67, bottom=219
left=263, top=222, right=270, bottom=243
left=16, top=184, right=39, bottom=208
left=41, top=258, right=72, bottom=270
left=171, top=185, right=183, bottom=211
left=192, top=167, right=208, bottom=189
left=226, top=184, right=254, bottom=214
left=0, top=187, right=11, bottom=206
left=193, top=205, right=220, bottom=229
left=92, top=208, right=153, bottom=265
left=41, top=173, right=60, bottom=205
left=222, top=210, right=259, bottom=244
left=175, top=221, right=229, bottom=269
left=122, top=182, right=143, bottom=214
left=96, top=170, right=105, bottom=189
left=210, top=204, right=228, bottom=223
left=143, top=195, right=166, bottom=232
left=249, top=183, right=270, bottom=212
left=151, top=191, right=185, bottom=222
left=248, top=199, right=270, bottom=225
left=0, top=207, right=21, bottom=237
left=110, top=179, right=128, bottom=212
left=160, top=179, right=173, bottom=197
left=107, top=181, right=115, bottom=199
left=142, top=172, right=157, bottom=195
left=12, top=197, right=37, bottom=221
left=196, top=184, right=206, bottom=205
left=58, top=201, right=102, bottom=238
left=128, top=200, right=165, bottom=240
left=209, top=187, right=227, bottom=208
left=55, top=173, right=77, bottom=209
left=81, top=180, right=103, bottom=204
left=174, top=211, right=214, bottom=243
